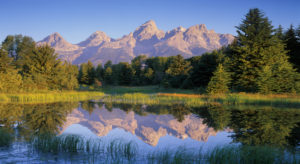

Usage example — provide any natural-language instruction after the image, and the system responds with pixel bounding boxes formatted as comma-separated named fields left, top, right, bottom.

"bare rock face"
left=37, top=32, right=80, bottom=51
left=78, top=31, right=111, bottom=47
left=38, top=21, right=234, bottom=65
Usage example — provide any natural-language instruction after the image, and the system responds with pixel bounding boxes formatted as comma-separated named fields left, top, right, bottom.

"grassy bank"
left=29, top=134, right=299, bottom=163
left=101, top=92, right=300, bottom=108
left=0, top=91, right=105, bottom=103
left=98, top=85, right=197, bottom=94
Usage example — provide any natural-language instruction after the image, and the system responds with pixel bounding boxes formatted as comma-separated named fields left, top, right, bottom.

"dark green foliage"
left=114, top=62, right=135, bottom=85
left=275, top=25, right=284, bottom=40
left=284, top=25, right=300, bottom=72
left=78, top=61, right=95, bottom=85
left=230, top=8, right=275, bottom=91
left=131, top=55, right=147, bottom=85
left=165, top=55, right=192, bottom=88
left=189, top=50, right=223, bottom=87
left=95, top=63, right=104, bottom=81
left=0, top=128, right=12, bottom=147
left=229, top=8, right=300, bottom=93
left=145, top=56, right=169, bottom=85
left=206, top=64, right=231, bottom=94
left=103, top=66, right=113, bottom=85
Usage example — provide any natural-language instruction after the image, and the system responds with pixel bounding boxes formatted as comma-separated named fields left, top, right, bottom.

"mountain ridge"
left=38, top=20, right=234, bottom=65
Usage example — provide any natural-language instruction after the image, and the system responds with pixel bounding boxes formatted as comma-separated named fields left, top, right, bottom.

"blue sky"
left=0, top=0, right=299, bottom=44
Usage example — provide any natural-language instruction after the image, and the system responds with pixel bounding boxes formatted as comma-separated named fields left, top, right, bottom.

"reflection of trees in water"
left=105, top=103, right=191, bottom=122
left=23, top=103, right=76, bottom=134
left=230, top=108, right=300, bottom=147
left=169, top=104, right=191, bottom=122
left=0, top=102, right=77, bottom=138
left=191, top=105, right=300, bottom=148
left=0, top=104, right=23, bottom=129
left=80, top=101, right=95, bottom=115
left=192, top=105, right=231, bottom=131
left=287, top=122, right=300, bottom=148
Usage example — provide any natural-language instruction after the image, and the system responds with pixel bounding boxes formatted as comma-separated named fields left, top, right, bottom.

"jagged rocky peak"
left=133, top=20, right=165, bottom=41
left=41, top=32, right=64, bottom=44
left=38, top=20, right=234, bottom=65
left=186, top=24, right=208, bottom=33
left=78, top=31, right=111, bottom=47
left=175, top=26, right=186, bottom=32
left=38, top=32, right=79, bottom=51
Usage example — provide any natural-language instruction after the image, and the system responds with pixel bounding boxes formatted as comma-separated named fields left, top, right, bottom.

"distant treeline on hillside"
left=0, top=8, right=300, bottom=94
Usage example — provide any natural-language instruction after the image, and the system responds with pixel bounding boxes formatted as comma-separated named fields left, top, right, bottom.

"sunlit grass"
left=0, top=91, right=105, bottom=103
left=101, top=92, right=300, bottom=108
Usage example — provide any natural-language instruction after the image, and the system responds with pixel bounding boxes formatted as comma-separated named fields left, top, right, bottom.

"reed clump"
left=28, top=134, right=300, bottom=163
left=0, top=128, right=12, bottom=147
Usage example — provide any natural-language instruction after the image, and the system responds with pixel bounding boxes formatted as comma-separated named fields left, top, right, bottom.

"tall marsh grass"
left=29, top=134, right=300, bottom=163
left=0, top=91, right=104, bottom=103
left=0, top=128, right=12, bottom=147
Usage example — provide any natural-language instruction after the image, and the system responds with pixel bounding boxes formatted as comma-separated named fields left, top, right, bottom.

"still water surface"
left=0, top=101, right=299, bottom=163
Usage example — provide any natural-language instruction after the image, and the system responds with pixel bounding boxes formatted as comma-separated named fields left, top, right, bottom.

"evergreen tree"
left=206, top=64, right=231, bottom=94
left=103, top=67, right=113, bottom=85
left=87, top=61, right=95, bottom=85
left=145, top=57, right=168, bottom=85
left=95, top=63, right=104, bottom=81
left=21, top=45, right=62, bottom=90
left=58, top=62, right=79, bottom=90
left=78, top=61, right=95, bottom=86
left=1, top=35, right=35, bottom=63
left=115, top=62, right=134, bottom=85
left=230, top=8, right=299, bottom=93
left=78, top=63, right=89, bottom=85
left=189, top=50, right=223, bottom=87
left=143, top=68, right=154, bottom=84
left=0, top=48, right=22, bottom=93
left=165, top=55, right=192, bottom=88
left=275, top=25, right=284, bottom=40
left=284, top=25, right=300, bottom=71
left=131, top=55, right=147, bottom=85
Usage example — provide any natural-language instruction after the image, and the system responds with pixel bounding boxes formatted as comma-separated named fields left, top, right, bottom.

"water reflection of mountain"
left=60, top=105, right=219, bottom=146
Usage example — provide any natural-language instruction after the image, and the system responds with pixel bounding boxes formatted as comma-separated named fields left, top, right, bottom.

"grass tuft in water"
left=29, top=134, right=300, bottom=163
left=0, top=128, right=12, bottom=147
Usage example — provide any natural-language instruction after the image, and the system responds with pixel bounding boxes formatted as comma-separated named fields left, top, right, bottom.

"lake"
left=0, top=101, right=299, bottom=163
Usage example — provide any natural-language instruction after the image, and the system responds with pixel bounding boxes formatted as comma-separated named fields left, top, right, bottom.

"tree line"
left=79, top=9, right=300, bottom=94
left=1, top=8, right=300, bottom=94
left=0, top=36, right=78, bottom=92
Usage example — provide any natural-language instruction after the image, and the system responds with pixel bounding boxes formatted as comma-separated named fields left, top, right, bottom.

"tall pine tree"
left=206, top=64, right=231, bottom=94
left=230, top=8, right=300, bottom=93
left=284, top=25, right=300, bottom=72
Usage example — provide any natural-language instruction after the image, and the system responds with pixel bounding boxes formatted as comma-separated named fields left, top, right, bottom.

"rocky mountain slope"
left=38, top=20, right=234, bottom=65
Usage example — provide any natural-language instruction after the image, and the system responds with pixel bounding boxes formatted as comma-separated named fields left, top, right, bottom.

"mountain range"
left=38, top=20, right=234, bottom=65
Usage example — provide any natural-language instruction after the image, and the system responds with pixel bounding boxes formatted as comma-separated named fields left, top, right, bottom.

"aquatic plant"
left=27, top=134, right=300, bottom=163
left=0, top=128, right=12, bottom=147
